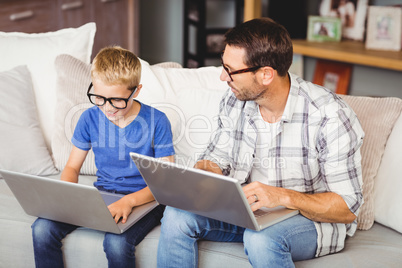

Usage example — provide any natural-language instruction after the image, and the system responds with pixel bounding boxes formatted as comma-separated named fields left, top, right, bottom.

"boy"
left=32, top=46, right=175, bottom=268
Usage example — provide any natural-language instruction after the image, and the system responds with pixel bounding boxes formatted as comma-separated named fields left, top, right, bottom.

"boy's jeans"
left=31, top=205, right=164, bottom=268
left=157, top=206, right=317, bottom=268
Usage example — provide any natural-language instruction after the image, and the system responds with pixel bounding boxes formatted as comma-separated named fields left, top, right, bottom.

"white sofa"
left=1, top=24, right=402, bottom=267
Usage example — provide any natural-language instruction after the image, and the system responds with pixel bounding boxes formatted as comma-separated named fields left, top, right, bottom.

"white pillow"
left=147, top=66, right=227, bottom=167
left=174, top=88, right=225, bottom=167
left=374, top=113, right=402, bottom=233
left=0, top=23, right=96, bottom=152
left=0, top=66, right=57, bottom=175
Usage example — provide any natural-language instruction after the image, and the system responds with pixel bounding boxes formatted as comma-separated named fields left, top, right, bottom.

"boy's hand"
left=107, top=195, right=134, bottom=224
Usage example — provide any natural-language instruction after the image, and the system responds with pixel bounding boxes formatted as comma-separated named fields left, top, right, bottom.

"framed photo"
left=206, top=33, right=225, bottom=54
left=319, top=0, right=369, bottom=41
left=313, top=60, right=352, bottom=94
left=365, top=6, right=402, bottom=51
left=307, top=16, right=342, bottom=42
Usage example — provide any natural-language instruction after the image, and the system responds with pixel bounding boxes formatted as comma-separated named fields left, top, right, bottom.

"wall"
left=139, top=0, right=402, bottom=98
left=139, top=0, right=184, bottom=64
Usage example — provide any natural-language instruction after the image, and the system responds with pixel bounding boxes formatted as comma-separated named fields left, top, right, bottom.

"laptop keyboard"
left=253, top=209, right=270, bottom=218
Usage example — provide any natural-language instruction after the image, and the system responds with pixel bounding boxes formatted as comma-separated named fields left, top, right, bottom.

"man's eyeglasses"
left=87, top=83, right=137, bottom=109
left=221, top=54, right=261, bottom=81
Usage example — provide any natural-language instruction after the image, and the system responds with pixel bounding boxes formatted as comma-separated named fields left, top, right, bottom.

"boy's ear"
left=133, top=84, right=142, bottom=98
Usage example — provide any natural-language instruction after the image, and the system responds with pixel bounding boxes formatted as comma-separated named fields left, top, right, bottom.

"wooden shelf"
left=292, top=39, right=402, bottom=72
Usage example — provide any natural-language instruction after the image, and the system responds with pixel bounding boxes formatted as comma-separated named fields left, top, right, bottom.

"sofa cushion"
left=0, top=66, right=57, bottom=175
left=374, top=113, right=402, bottom=233
left=0, top=23, right=96, bottom=152
left=339, top=95, right=402, bottom=230
left=145, top=66, right=227, bottom=167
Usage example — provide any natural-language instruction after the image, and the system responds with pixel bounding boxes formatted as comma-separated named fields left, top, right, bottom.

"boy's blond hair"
left=91, top=46, right=141, bottom=90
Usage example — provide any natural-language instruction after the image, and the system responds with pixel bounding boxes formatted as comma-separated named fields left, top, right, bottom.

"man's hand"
left=243, top=181, right=286, bottom=211
left=242, top=181, right=356, bottom=224
left=108, top=195, right=134, bottom=224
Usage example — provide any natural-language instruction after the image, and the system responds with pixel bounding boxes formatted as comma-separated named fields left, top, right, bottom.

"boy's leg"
left=103, top=205, right=165, bottom=268
left=31, top=218, right=78, bottom=268
left=157, top=206, right=245, bottom=268
left=243, top=214, right=317, bottom=268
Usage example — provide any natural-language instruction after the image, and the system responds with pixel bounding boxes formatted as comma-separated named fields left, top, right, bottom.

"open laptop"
left=0, top=169, right=157, bottom=234
left=130, top=152, right=299, bottom=231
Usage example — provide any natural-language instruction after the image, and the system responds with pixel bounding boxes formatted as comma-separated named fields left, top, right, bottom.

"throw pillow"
left=52, top=54, right=95, bottom=174
left=0, top=23, right=96, bottom=152
left=0, top=66, right=57, bottom=175
left=374, top=111, right=402, bottom=233
left=339, top=95, right=402, bottom=230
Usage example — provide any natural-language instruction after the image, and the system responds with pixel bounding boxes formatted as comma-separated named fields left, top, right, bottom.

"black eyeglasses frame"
left=221, top=53, right=261, bottom=81
left=86, top=82, right=137, bottom=110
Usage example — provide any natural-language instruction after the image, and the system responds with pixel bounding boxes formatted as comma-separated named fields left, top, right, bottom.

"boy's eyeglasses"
left=221, top=53, right=261, bottom=81
left=87, top=83, right=137, bottom=109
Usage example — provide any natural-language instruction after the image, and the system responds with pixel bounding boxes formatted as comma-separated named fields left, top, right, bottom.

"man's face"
left=220, top=45, right=265, bottom=102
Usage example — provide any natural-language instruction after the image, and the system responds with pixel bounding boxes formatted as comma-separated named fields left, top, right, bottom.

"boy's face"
left=91, top=80, right=141, bottom=123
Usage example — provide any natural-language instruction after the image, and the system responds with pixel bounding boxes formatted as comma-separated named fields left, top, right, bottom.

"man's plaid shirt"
left=199, top=73, right=365, bottom=257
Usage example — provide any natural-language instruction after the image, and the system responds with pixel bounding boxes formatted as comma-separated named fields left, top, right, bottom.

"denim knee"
left=245, top=228, right=287, bottom=251
left=103, top=233, right=135, bottom=260
left=32, top=218, right=51, bottom=246
left=32, top=218, right=69, bottom=247
left=161, top=206, right=200, bottom=237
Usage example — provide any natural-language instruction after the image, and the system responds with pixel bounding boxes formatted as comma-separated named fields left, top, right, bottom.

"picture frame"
left=319, top=0, right=369, bottom=41
left=206, top=31, right=226, bottom=55
left=365, top=6, right=402, bottom=51
left=313, top=60, right=352, bottom=95
left=307, top=16, right=342, bottom=42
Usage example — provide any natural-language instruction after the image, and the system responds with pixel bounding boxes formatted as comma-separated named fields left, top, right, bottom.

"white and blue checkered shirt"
left=199, top=73, right=364, bottom=257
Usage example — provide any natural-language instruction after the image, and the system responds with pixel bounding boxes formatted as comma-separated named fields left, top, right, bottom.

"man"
left=157, top=18, right=364, bottom=267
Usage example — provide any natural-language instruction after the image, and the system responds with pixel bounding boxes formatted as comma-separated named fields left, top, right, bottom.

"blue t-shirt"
left=72, top=101, right=175, bottom=194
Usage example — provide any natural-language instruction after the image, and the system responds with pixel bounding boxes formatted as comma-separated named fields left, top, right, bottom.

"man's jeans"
left=157, top=206, right=317, bottom=268
left=31, top=205, right=164, bottom=268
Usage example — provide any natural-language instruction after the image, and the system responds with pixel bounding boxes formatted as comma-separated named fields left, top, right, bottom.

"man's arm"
left=196, top=159, right=356, bottom=224
left=194, top=159, right=223, bottom=175
left=243, top=182, right=356, bottom=224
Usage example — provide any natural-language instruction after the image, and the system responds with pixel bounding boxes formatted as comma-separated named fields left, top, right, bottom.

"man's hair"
left=224, top=18, right=293, bottom=77
left=91, top=46, right=141, bottom=90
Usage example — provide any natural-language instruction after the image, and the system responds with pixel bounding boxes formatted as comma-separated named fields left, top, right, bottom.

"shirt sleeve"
left=317, top=106, right=365, bottom=216
left=71, top=110, right=92, bottom=151
left=152, top=112, right=175, bottom=158
left=198, top=89, right=234, bottom=175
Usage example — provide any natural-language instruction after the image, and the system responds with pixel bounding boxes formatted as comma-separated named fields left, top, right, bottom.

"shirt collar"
left=281, top=72, right=300, bottom=123
left=243, top=72, right=300, bottom=123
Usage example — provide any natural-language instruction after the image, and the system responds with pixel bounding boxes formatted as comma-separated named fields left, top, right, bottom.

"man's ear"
left=260, top=67, right=275, bottom=86
left=133, top=84, right=142, bottom=98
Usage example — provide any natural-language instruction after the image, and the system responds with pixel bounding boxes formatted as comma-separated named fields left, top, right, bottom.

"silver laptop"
left=130, top=152, right=299, bottom=231
left=0, top=169, right=158, bottom=234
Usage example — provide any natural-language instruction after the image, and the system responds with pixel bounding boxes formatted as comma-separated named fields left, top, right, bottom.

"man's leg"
left=31, top=218, right=78, bottom=268
left=243, top=214, right=317, bottom=268
left=157, top=206, right=245, bottom=268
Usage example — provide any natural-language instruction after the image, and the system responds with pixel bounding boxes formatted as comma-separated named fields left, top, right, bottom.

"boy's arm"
left=60, top=146, right=89, bottom=183
left=108, top=155, right=174, bottom=224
